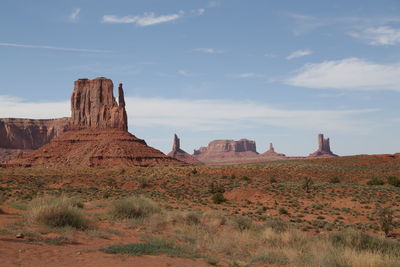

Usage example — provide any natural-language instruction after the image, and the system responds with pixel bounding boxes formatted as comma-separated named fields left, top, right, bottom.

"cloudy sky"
left=1, top=0, right=399, bottom=156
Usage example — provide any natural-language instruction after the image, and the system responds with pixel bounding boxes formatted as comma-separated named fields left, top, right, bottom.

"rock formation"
left=5, top=77, right=182, bottom=168
left=309, top=134, right=338, bottom=158
left=193, top=139, right=259, bottom=164
left=167, top=134, right=204, bottom=165
left=70, top=78, right=127, bottom=131
left=0, top=118, right=69, bottom=162
left=260, top=143, right=286, bottom=158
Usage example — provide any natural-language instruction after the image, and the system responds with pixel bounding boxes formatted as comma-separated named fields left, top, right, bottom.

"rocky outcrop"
left=193, top=139, right=259, bottom=164
left=167, top=134, right=204, bottom=165
left=6, top=77, right=183, bottom=168
left=70, top=78, right=127, bottom=131
left=0, top=118, right=69, bottom=149
left=260, top=143, right=286, bottom=158
left=0, top=118, right=69, bottom=162
left=309, top=134, right=338, bottom=158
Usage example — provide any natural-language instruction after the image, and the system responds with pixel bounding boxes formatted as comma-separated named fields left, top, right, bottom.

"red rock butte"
left=5, top=77, right=183, bottom=168
left=309, top=133, right=338, bottom=158
left=167, top=134, right=204, bottom=165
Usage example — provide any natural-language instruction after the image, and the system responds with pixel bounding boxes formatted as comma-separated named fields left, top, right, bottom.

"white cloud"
left=286, top=58, right=400, bottom=91
left=0, top=95, right=375, bottom=134
left=102, top=11, right=184, bottom=26
left=193, top=48, right=223, bottom=54
left=349, top=26, right=400, bottom=46
left=0, top=42, right=111, bottom=53
left=286, top=49, right=313, bottom=60
left=68, top=8, right=81, bottom=23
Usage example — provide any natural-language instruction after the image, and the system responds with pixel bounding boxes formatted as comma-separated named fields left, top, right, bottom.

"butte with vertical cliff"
left=6, top=77, right=183, bottom=168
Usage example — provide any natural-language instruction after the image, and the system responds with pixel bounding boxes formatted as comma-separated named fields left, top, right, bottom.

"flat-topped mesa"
left=309, top=133, right=338, bottom=158
left=70, top=78, right=128, bottom=131
left=194, top=139, right=257, bottom=155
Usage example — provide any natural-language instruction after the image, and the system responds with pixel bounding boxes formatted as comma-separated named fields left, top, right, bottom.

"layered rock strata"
left=193, top=139, right=259, bottom=164
left=0, top=118, right=69, bottom=162
left=167, top=134, right=204, bottom=165
left=6, top=77, right=182, bottom=168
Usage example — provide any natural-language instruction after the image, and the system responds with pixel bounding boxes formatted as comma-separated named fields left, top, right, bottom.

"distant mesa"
left=5, top=77, right=183, bottom=168
left=309, top=134, right=338, bottom=158
left=0, top=118, right=69, bottom=163
left=193, top=139, right=259, bottom=164
left=260, top=143, right=286, bottom=158
left=167, top=134, right=204, bottom=165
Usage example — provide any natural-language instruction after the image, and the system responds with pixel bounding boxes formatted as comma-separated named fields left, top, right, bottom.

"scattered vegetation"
left=367, top=178, right=385, bottom=186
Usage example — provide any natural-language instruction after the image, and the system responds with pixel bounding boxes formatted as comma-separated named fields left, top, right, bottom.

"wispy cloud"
left=68, top=8, right=81, bottom=23
left=193, top=48, right=223, bottom=54
left=286, top=58, right=400, bottom=91
left=286, top=49, right=313, bottom=60
left=0, top=95, right=376, bottom=134
left=228, top=73, right=264, bottom=79
left=0, top=42, right=112, bottom=53
left=349, top=26, right=400, bottom=46
left=102, top=11, right=184, bottom=26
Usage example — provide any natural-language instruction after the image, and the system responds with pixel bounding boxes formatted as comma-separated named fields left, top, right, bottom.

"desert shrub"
left=366, top=178, right=384, bottom=186
left=191, top=169, right=198, bottom=175
left=278, top=207, right=289, bottom=215
left=208, top=182, right=225, bottom=194
left=230, top=216, right=253, bottom=231
left=251, top=250, right=289, bottom=265
left=269, top=177, right=277, bottom=183
left=185, top=212, right=202, bottom=225
left=376, top=207, right=395, bottom=237
left=302, top=177, right=314, bottom=193
left=26, top=197, right=88, bottom=229
left=387, top=176, right=400, bottom=187
left=329, top=177, right=340, bottom=184
left=137, top=177, right=150, bottom=188
left=240, top=176, right=250, bottom=182
left=212, top=192, right=226, bottom=204
left=111, top=197, right=161, bottom=219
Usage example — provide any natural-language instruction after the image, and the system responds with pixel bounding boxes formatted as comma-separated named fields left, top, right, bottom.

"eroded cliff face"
left=260, top=143, right=286, bottom=158
left=70, top=78, right=128, bottom=131
left=0, top=118, right=69, bottom=150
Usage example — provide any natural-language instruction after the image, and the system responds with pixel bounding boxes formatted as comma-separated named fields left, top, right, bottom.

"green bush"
left=329, top=177, right=340, bottom=184
left=111, top=197, right=161, bottom=219
left=366, top=178, right=384, bottom=186
left=387, top=176, right=400, bottom=187
left=212, top=192, right=227, bottom=204
left=26, top=197, right=88, bottom=229
left=278, top=207, right=289, bottom=215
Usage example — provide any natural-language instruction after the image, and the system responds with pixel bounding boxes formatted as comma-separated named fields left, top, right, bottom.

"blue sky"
left=1, top=0, right=400, bottom=156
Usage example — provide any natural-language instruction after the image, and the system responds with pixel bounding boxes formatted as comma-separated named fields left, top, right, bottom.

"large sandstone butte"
left=167, top=134, right=204, bottom=165
left=71, top=78, right=127, bottom=131
left=0, top=118, right=69, bottom=162
left=309, top=134, right=338, bottom=158
left=193, top=139, right=259, bottom=164
left=260, top=143, right=286, bottom=159
left=6, top=77, right=182, bottom=168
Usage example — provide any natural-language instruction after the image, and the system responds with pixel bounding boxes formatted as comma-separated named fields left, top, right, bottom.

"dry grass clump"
left=109, top=205, right=400, bottom=266
left=26, top=197, right=88, bottom=230
left=111, top=196, right=161, bottom=220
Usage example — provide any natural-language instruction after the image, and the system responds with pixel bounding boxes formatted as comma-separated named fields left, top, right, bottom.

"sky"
left=1, top=0, right=400, bottom=156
